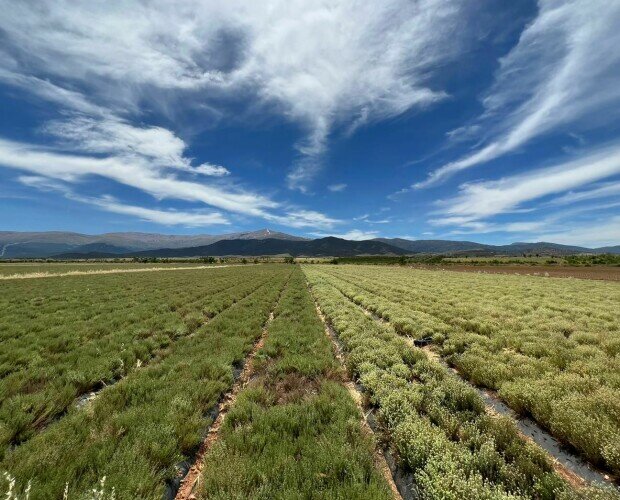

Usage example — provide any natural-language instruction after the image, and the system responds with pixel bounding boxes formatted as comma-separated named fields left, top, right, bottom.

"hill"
left=0, top=229, right=306, bottom=258
left=2, top=230, right=619, bottom=258
left=64, top=237, right=407, bottom=258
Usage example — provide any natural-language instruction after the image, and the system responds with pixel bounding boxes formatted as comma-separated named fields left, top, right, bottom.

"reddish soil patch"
left=412, top=265, right=620, bottom=281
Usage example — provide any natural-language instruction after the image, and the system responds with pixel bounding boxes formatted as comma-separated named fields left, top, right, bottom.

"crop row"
left=318, top=265, right=620, bottom=475
left=196, top=266, right=392, bottom=498
left=0, top=262, right=207, bottom=276
left=303, top=266, right=617, bottom=499
left=0, top=266, right=274, bottom=456
left=0, top=265, right=291, bottom=499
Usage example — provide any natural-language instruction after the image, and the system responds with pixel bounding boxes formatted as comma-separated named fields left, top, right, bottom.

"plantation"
left=304, top=265, right=620, bottom=482
left=0, top=262, right=209, bottom=276
left=1, top=263, right=618, bottom=498
left=1, top=266, right=290, bottom=497
left=0, top=266, right=273, bottom=457
left=196, top=267, right=392, bottom=498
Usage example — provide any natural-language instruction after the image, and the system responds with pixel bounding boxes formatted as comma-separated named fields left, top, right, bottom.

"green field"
left=1, top=263, right=618, bottom=499
left=0, top=262, right=221, bottom=277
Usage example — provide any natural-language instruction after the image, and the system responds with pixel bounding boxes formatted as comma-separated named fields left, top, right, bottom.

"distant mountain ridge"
left=55, top=237, right=408, bottom=259
left=373, top=238, right=615, bottom=256
left=0, top=229, right=306, bottom=258
left=1, top=230, right=618, bottom=258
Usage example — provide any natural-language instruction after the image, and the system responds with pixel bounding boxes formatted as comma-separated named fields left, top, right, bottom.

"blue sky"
left=0, top=0, right=619, bottom=246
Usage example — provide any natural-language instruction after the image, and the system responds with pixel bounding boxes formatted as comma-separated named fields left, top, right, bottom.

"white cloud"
left=416, top=0, right=620, bottom=188
left=18, top=176, right=229, bottom=226
left=328, top=183, right=347, bottom=192
left=0, top=137, right=275, bottom=216
left=435, top=144, right=620, bottom=222
left=535, top=217, right=620, bottom=248
left=0, top=0, right=473, bottom=190
left=2, top=134, right=346, bottom=229
left=266, top=210, right=340, bottom=230
left=352, top=213, right=391, bottom=224
left=43, top=116, right=192, bottom=170
left=87, top=197, right=229, bottom=226
left=194, top=163, right=230, bottom=177
left=546, top=182, right=620, bottom=206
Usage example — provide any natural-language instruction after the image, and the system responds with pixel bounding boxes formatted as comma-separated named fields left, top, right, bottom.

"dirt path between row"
left=0, top=264, right=252, bottom=280
left=313, top=301, right=405, bottom=500
left=174, top=311, right=274, bottom=500
left=174, top=272, right=292, bottom=500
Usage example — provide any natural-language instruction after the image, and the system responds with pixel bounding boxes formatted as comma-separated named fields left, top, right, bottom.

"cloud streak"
left=434, top=143, right=620, bottom=223
left=0, top=0, right=473, bottom=191
left=416, top=0, right=620, bottom=188
left=18, top=175, right=229, bottom=226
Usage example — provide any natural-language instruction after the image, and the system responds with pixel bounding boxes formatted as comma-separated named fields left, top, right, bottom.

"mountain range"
left=0, top=230, right=618, bottom=258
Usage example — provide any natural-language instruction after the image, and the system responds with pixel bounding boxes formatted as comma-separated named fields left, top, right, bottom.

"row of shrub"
left=0, top=266, right=274, bottom=457
left=197, top=266, right=392, bottom=498
left=304, top=266, right=618, bottom=499
left=320, top=264, right=620, bottom=475
left=0, top=266, right=292, bottom=498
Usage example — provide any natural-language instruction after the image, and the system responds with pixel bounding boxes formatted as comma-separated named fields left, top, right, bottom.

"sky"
left=0, top=0, right=619, bottom=246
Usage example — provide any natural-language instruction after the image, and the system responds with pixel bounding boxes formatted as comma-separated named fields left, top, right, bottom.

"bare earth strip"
left=410, top=264, right=620, bottom=281
left=175, top=304, right=279, bottom=500
left=312, top=298, right=404, bottom=500
left=0, top=264, right=246, bottom=280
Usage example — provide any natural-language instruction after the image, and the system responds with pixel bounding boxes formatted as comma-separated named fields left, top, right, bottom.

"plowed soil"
left=414, top=265, right=620, bottom=281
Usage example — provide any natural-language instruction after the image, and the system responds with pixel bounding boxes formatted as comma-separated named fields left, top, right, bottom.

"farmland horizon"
left=1, top=2, right=619, bottom=499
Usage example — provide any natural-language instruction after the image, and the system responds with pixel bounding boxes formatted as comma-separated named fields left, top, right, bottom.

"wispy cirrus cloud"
left=534, top=217, right=620, bottom=248
left=327, top=183, right=347, bottom=193
left=546, top=182, right=620, bottom=207
left=433, top=143, right=620, bottom=224
left=0, top=0, right=474, bottom=192
left=0, top=59, right=340, bottom=228
left=18, top=175, right=229, bottom=226
left=443, top=215, right=620, bottom=248
left=416, top=0, right=620, bottom=188
left=0, top=137, right=275, bottom=216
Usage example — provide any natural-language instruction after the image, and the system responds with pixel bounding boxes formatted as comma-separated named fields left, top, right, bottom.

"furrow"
left=172, top=274, right=291, bottom=500
left=313, top=298, right=413, bottom=500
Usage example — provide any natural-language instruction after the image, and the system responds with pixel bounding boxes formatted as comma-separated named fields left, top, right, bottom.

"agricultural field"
left=1, top=262, right=619, bottom=499
left=0, top=262, right=221, bottom=278
left=304, top=265, right=620, bottom=485
left=430, top=264, right=620, bottom=282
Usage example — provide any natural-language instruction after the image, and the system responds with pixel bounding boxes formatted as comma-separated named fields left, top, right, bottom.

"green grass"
left=0, top=266, right=291, bottom=498
left=197, top=267, right=392, bottom=499
left=0, top=266, right=275, bottom=456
